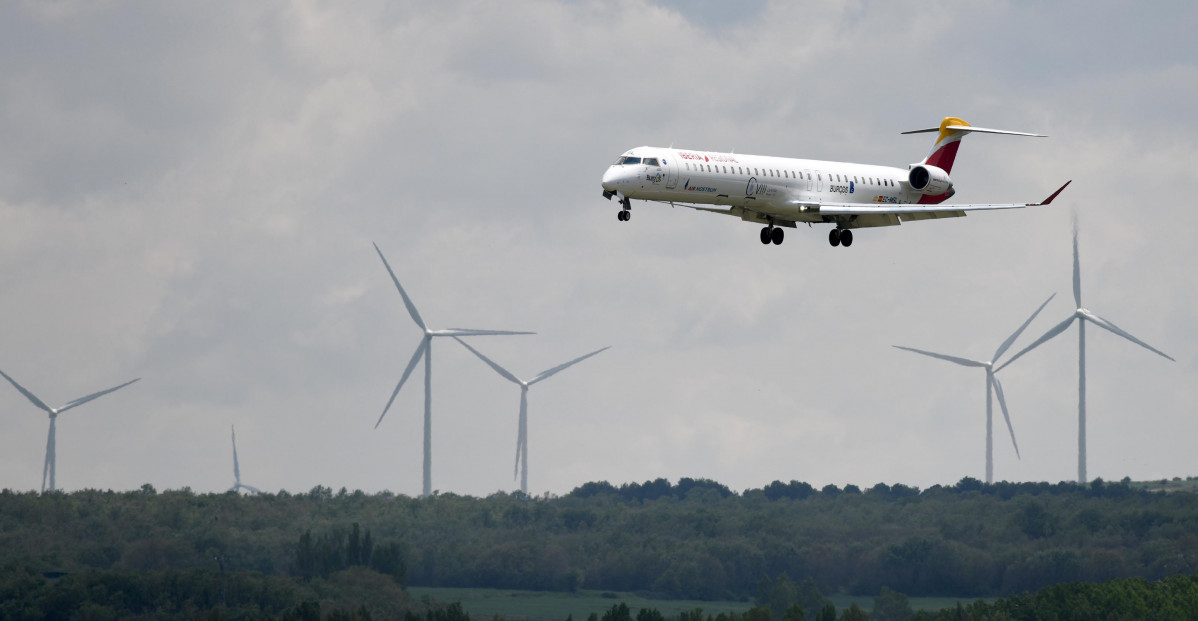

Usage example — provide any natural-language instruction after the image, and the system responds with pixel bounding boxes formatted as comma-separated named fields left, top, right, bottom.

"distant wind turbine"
left=894, top=294, right=1055, bottom=484
left=455, top=337, right=609, bottom=494
left=0, top=368, right=139, bottom=493
left=229, top=425, right=261, bottom=494
left=372, top=243, right=534, bottom=497
left=996, top=219, right=1174, bottom=483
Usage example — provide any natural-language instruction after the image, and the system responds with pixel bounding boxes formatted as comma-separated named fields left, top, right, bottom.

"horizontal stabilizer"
left=902, top=125, right=1046, bottom=138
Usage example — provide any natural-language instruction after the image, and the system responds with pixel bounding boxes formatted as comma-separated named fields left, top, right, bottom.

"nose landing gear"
left=616, top=196, right=632, bottom=222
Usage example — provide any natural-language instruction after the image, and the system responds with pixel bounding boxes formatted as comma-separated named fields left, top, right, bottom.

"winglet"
left=1038, top=180, right=1072, bottom=205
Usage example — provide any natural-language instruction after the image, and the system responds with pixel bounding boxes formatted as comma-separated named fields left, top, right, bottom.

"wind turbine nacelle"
left=907, top=164, right=953, bottom=196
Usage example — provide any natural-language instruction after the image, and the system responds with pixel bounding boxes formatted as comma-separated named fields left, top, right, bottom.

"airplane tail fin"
left=902, top=117, right=1045, bottom=174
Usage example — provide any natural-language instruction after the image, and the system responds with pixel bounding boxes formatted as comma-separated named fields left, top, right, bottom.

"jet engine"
left=907, top=164, right=953, bottom=196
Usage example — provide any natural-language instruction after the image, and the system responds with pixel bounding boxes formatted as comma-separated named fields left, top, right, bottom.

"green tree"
left=870, top=587, right=911, bottom=621
left=838, top=603, right=868, bottom=621
left=797, top=578, right=832, bottom=619
left=602, top=603, right=631, bottom=621
left=295, top=530, right=316, bottom=582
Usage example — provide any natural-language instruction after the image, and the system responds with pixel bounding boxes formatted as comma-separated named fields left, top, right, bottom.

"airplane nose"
left=601, top=166, right=619, bottom=191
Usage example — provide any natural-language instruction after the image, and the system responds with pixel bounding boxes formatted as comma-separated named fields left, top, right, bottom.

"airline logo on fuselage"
left=678, top=151, right=739, bottom=164
left=683, top=178, right=717, bottom=193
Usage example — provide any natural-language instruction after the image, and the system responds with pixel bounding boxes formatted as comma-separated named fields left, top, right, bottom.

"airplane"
left=600, top=117, right=1070, bottom=248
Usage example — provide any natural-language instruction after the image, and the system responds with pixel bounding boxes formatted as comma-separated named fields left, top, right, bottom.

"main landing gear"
left=616, top=196, right=632, bottom=222
left=759, top=225, right=784, bottom=245
left=828, top=228, right=853, bottom=247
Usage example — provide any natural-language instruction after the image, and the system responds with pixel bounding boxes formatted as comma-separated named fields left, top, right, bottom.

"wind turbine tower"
left=372, top=243, right=534, bottom=497
left=456, top=337, right=609, bottom=494
left=0, top=368, right=139, bottom=492
left=229, top=425, right=262, bottom=494
left=997, top=220, right=1175, bottom=483
left=894, top=294, right=1055, bottom=483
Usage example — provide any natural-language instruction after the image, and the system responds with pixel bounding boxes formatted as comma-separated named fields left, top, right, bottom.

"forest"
left=2, top=476, right=1197, bottom=618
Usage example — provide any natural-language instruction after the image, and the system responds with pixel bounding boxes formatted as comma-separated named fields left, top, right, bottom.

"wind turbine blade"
left=529, top=346, right=611, bottom=385
left=443, top=329, right=536, bottom=337
left=994, top=293, right=1057, bottom=362
left=232, top=425, right=242, bottom=483
left=453, top=337, right=522, bottom=385
left=991, top=375, right=1021, bottom=460
left=995, top=315, right=1077, bottom=372
left=373, top=242, right=426, bottom=331
left=241, top=484, right=262, bottom=494
left=57, top=378, right=141, bottom=414
left=891, top=346, right=986, bottom=368
left=0, top=368, right=54, bottom=414
left=1080, top=310, right=1175, bottom=362
left=1072, top=219, right=1082, bottom=308
left=376, top=337, right=429, bottom=428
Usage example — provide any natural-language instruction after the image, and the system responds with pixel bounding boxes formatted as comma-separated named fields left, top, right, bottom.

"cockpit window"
left=616, top=156, right=642, bottom=165
left=643, top=157, right=659, bottom=166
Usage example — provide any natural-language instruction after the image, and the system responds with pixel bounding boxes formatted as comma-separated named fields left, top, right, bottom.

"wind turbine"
left=372, top=243, right=534, bottom=497
left=229, top=425, right=261, bottom=494
left=455, top=337, right=609, bottom=494
left=997, top=220, right=1174, bottom=483
left=894, top=294, right=1055, bottom=484
left=0, top=368, right=139, bottom=493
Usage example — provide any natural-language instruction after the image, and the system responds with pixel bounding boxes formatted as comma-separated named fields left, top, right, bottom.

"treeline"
left=0, top=565, right=429, bottom=620
left=2, top=476, right=1197, bottom=601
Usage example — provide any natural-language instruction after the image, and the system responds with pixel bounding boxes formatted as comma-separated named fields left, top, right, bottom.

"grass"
left=407, top=587, right=990, bottom=620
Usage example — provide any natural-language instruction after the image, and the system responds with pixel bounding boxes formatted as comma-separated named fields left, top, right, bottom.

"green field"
left=1131, top=476, right=1198, bottom=493
left=407, top=587, right=986, bottom=620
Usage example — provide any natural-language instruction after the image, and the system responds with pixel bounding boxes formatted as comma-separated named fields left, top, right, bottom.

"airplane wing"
left=790, top=180, right=1071, bottom=216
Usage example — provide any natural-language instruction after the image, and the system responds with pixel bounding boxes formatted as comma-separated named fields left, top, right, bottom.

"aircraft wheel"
left=829, top=228, right=841, bottom=247
left=618, top=210, right=630, bottom=221
left=841, top=229, right=853, bottom=247
left=760, top=227, right=772, bottom=244
left=771, top=227, right=784, bottom=245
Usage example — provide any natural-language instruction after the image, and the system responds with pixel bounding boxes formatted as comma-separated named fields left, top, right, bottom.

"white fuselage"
left=601, top=147, right=944, bottom=225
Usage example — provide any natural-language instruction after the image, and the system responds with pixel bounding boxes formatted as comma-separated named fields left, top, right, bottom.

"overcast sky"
left=1, top=1, right=1194, bottom=498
